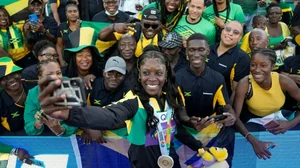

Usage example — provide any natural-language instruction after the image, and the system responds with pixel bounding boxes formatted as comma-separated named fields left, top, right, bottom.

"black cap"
left=28, top=0, right=43, bottom=5
left=142, top=8, right=161, bottom=21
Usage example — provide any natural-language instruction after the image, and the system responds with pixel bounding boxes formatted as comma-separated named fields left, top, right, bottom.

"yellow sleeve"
left=280, top=22, right=290, bottom=38
left=240, top=32, right=251, bottom=55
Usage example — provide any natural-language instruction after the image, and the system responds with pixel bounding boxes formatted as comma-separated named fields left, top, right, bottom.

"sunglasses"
left=224, top=26, right=241, bottom=35
left=40, top=53, right=59, bottom=57
left=143, top=23, right=159, bottom=29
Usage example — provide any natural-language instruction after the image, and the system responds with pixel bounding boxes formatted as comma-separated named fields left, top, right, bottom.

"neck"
left=268, top=22, right=280, bottom=28
left=77, top=69, right=89, bottom=79
left=217, top=2, right=227, bottom=11
left=108, top=16, right=116, bottom=20
left=170, top=54, right=180, bottom=65
left=187, top=15, right=201, bottom=24
left=191, top=64, right=205, bottom=76
left=38, top=15, right=44, bottom=21
left=7, top=87, right=23, bottom=98
left=125, top=59, right=135, bottom=72
left=256, top=75, right=272, bottom=90
left=69, top=20, right=77, bottom=25
left=218, top=42, right=235, bottom=56
left=0, top=26, right=6, bottom=30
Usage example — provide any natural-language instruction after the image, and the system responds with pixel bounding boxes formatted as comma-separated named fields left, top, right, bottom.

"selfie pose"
left=233, top=49, right=300, bottom=160
left=38, top=50, right=206, bottom=168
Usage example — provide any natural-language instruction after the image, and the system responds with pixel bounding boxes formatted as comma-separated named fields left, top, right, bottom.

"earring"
left=138, top=78, right=141, bottom=82
left=165, top=78, right=168, bottom=83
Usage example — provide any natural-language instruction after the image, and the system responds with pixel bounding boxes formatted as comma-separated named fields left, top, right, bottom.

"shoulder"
left=176, top=67, right=189, bottom=78
left=28, top=85, right=39, bottom=96
left=230, top=2, right=242, bottom=9
left=143, top=2, right=157, bottom=10
left=58, top=22, right=68, bottom=28
left=92, top=12, right=106, bottom=21
left=22, top=64, right=37, bottom=76
left=237, top=75, right=249, bottom=90
left=207, top=67, right=224, bottom=79
left=118, top=11, right=129, bottom=19
left=279, top=22, right=289, bottom=29
left=235, top=47, right=250, bottom=59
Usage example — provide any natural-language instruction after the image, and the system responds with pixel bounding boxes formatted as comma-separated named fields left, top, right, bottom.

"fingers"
left=38, top=76, right=60, bottom=101
left=24, top=158, right=33, bottom=165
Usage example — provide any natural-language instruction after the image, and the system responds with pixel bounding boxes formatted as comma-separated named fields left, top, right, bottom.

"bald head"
left=249, top=28, right=269, bottom=51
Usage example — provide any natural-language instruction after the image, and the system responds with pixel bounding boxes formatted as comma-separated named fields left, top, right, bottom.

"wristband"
left=245, top=132, right=252, bottom=141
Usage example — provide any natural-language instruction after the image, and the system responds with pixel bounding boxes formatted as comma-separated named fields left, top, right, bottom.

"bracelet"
left=245, top=132, right=252, bottom=141
left=56, top=127, right=66, bottom=137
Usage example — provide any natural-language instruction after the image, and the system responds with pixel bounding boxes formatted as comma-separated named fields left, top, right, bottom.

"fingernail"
left=61, top=94, right=67, bottom=99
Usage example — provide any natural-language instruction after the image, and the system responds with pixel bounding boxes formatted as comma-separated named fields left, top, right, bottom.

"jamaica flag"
left=1, top=0, right=30, bottom=22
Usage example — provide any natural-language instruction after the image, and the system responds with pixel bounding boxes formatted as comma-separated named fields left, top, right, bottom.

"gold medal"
left=157, top=155, right=174, bottom=168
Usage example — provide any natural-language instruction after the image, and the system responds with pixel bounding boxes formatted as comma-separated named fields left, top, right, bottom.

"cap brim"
left=104, top=67, right=126, bottom=75
left=63, top=45, right=100, bottom=63
left=158, top=41, right=177, bottom=49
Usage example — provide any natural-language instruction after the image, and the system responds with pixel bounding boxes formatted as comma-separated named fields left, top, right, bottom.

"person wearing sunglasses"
left=207, top=21, right=250, bottom=103
left=21, top=40, right=61, bottom=91
left=99, top=7, right=163, bottom=57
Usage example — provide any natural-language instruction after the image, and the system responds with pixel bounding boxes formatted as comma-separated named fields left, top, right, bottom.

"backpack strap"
left=246, top=75, right=253, bottom=100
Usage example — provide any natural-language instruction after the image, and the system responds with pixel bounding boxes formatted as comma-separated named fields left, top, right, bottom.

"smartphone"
left=28, top=14, right=38, bottom=25
left=208, top=114, right=227, bottom=121
left=53, top=78, right=87, bottom=106
left=40, top=111, right=48, bottom=120
left=264, top=120, right=279, bottom=129
left=267, top=144, right=276, bottom=150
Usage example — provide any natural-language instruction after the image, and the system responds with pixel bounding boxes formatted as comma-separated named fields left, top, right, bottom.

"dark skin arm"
left=233, top=76, right=275, bottom=160
left=267, top=75, right=300, bottom=134
left=291, top=25, right=300, bottom=36
left=98, top=23, right=136, bottom=41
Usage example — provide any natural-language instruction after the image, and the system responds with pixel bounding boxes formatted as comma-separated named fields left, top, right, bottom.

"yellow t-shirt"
left=246, top=72, right=285, bottom=117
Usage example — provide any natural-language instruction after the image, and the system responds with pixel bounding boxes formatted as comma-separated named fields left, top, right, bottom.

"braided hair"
left=156, top=0, right=186, bottom=31
left=251, top=48, right=277, bottom=65
left=133, top=50, right=184, bottom=131
left=212, top=0, right=231, bottom=42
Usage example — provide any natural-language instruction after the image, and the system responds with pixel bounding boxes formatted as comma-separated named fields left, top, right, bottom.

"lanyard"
left=151, top=100, right=173, bottom=156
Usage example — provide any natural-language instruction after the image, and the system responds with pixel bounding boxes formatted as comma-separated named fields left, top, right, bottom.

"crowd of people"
left=1, top=0, right=300, bottom=167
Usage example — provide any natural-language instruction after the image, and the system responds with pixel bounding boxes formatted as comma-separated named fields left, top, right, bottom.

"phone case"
left=53, top=78, right=87, bottom=106
left=28, top=14, right=38, bottom=25
left=264, top=120, right=279, bottom=128
left=30, top=158, right=45, bottom=167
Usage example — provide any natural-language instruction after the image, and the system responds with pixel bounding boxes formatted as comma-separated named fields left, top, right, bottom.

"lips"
left=147, top=84, right=158, bottom=88
left=167, top=5, right=175, bottom=12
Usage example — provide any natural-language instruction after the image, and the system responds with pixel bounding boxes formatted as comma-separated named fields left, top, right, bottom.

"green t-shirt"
left=203, top=2, right=246, bottom=25
left=232, top=0, right=258, bottom=15
left=173, top=15, right=216, bottom=45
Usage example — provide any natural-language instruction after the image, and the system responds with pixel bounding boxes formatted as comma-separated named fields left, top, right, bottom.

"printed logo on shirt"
left=203, top=92, right=213, bottom=96
left=160, top=114, right=167, bottom=121
left=63, top=30, right=68, bottom=33
left=184, top=92, right=191, bottom=97
left=218, top=63, right=227, bottom=68
left=94, top=99, right=101, bottom=105
left=297, top=69, right=300, bottom=74
left=206, top=58, right=209, bottom=63
left=11, top=111, right=20, bottom=118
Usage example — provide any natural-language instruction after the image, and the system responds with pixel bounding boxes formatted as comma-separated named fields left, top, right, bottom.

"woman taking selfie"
left=233, top=48, right=300, bottom=160
left=38, top=50, right=205, bottom=168
left=24, top=59, right=77, bottom=136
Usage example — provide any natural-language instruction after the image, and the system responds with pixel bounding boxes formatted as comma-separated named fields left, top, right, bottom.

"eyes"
left=142, top=70, right=164, bottom=76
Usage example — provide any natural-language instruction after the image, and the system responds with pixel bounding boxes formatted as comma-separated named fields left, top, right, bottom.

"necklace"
left=15, top=88, right=25, bottom=104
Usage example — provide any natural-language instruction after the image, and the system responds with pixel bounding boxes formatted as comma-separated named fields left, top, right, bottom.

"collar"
left=211, top=44, right=237, bottom=56
left=105, top=11, right=120, bottom=21
left=186, top=64, right=208, bottom=78
left=185, top=15, right=202, bottom=25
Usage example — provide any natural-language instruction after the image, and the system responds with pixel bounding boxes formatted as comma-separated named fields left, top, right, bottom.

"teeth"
left=10, top=82, right=16, bottom=86
left=147, top=85, right=158, bottom=88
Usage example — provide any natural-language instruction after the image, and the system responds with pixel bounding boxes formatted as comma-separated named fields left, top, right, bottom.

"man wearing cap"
left=173, top=0, right=216, bottom=46
left=0, top=57, right=27, bottom=135
left=24, top=0, right=57, bottom=46
left=83, top=56, right=128, bottom=143
left=92, top=0, right=129, bottom=23
left=99, top=7, right=163, bottom=57
left=87, top=56, right=128, bottom=107
left=159, top=32, right=188, bottom=73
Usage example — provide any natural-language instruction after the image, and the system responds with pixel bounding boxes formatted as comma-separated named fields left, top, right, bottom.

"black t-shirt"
left=207, top=44, right=250, bottom=95
left=292, top=4, right=300, bottom=55
left=92, top=10, right=129, bottom=23
left=176, top=65, right=230, bottom=117
left=57, top=22, right=73, bottom=48
left=49, top=0, right=68, bottom=22
left=26, top=16, right=58, bottom=45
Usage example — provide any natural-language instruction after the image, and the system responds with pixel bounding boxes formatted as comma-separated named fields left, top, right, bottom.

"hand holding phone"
left=264, top=120, right=280, bottom=129
left=207, top=114, right=227, bottom=122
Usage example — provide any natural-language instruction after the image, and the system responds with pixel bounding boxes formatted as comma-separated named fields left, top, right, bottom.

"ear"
left=103, top=71, right=105, bottom=77
left=186, top=50, right=189, bottom=61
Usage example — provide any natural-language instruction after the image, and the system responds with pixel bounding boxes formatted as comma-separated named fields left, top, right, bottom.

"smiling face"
left=0, top=9, right=9, bottom=29
left=139, top=58, right=167, bottom=96
left=188, top=0, right=205, bottom=21
left=103, top=0, right=119, bottom=15
left=76, top=48, right=93, bottom=72
left=29, top=1, right=44, bottom=16
left=0, top=72, right=22, bottom=93
left=250, top=53, right=274, bottom=84
left=220, top=21, right=243, bottom=48
left=252, top=17, right=267, bottom=30
left=103, top=70, right=125, bottom=91
left=119, top=36, right=136, bottom=61
left=165, top=0, right=180, bottom=13
left=141, top=19, right=161, bottom=39
left=66, top=5, right=79, bottom=22
left=38, top=62, right=62, bottom=80
left=267, top=6, right=282, bottom=24
left=186, top=39, right=209, bottom=71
